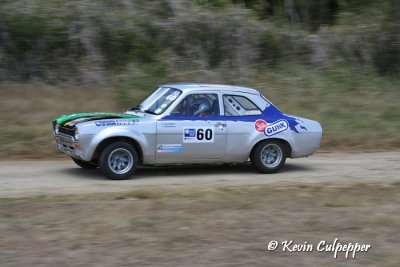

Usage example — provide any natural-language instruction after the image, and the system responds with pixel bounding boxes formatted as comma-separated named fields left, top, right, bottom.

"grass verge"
left=0, top=67, right=399, bottom=160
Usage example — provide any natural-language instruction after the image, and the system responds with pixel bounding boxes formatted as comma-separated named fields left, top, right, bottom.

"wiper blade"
left=143, top=110, right=157, bottom=115
left=129, top=107, right=156, bottom=115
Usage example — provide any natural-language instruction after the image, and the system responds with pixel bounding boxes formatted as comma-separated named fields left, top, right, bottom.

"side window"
left=223, top=95, right=262, bottom=116
left=171, top=94, right=219, bottom=117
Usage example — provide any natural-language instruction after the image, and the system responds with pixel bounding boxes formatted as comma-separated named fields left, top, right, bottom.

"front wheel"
left=71, top=157, right=97, bottom=169
left=99, top=142, right=138, bottom=180
left=251, top=140, right=287, bottom=173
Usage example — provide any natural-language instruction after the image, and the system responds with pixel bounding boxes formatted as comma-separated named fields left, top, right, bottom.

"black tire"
left=99, top=142, right=138, bottom=180
left=251, top=140, right=287, bottom=174
left=71, top=157, right=98, bottom=169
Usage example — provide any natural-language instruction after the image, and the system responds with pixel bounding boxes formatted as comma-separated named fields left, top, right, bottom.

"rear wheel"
left=99, top=142, right=138, bottom=180
left=251, top=140, right=286, bottom=173
left=71, top=157, right=97, bottom=169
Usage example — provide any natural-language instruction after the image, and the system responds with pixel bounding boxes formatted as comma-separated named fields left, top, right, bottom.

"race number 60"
left=183, top=127, right=214, bottom=143
left=196, top=128, right=213, bottom=141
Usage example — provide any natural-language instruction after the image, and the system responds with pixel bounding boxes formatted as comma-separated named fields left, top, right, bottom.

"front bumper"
left=55, top=134, right=82, bottom=159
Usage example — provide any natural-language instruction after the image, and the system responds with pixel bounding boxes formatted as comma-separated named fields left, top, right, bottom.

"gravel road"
left=0, top=152, right=399, bottom=198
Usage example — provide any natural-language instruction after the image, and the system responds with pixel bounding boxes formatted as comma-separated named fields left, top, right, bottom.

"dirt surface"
left=0, top=152, right=399, bottom=198
left=1, top=152, right=400, bottom=266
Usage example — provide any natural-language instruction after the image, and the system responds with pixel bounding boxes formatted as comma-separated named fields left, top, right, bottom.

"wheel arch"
left=92, top=136, right=143, bottom=164
left=250, top=138, right=292, bottom=158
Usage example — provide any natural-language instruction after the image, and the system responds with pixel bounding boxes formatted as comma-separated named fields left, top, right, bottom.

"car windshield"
left=136, top=87, right=182, bottom=115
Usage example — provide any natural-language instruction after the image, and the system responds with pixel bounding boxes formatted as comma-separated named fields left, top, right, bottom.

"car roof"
left=161, top=83, right=260, bottom=95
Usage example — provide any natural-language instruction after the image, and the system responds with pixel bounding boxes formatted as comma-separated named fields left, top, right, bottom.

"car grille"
left=59, top=126, right=74, bottom=136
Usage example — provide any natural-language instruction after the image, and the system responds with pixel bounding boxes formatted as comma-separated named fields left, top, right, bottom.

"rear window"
left=223, top=95, right=262, bottom=116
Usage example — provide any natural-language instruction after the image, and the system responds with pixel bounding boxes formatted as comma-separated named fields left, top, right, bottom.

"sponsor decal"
left=157, top=144, right=182, bottom=153
left=184, top=128, right=196, bottom=137
left=264, top=120, right=289, bottom=136
left=183, top=127, right=214, bottom=143
left=95, top=119, right=138, bottom=127
left=55, top=112, right=141, bottom=125
left=255, top=119, right=268, bottom=132
left=161, top=122, right=176, bottom=128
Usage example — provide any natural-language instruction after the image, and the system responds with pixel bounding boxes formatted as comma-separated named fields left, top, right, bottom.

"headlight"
left=54, top=124, right=59, bottom=135
left=74, top=128, right=80, bottom=141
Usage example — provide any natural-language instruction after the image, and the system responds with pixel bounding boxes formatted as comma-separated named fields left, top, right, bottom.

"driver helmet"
left=189, top=97, right=211, bottom=116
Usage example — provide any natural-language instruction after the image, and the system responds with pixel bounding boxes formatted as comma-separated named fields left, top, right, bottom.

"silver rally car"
left=53, top=83, right=322, bottom=179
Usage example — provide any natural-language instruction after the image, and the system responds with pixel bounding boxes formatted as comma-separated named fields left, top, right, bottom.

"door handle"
left=215, top=123, right=226, bottom=128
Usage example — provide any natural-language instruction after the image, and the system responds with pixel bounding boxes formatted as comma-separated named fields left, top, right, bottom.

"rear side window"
left=223, top=95, right=262, bottom=116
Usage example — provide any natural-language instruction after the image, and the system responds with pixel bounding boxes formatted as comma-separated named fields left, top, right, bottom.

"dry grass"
left=0, top=83, right=120, bottom=158
left=0, top=183, right=399, bottom=266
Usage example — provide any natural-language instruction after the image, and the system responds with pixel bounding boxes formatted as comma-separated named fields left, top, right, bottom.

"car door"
left=221, top=93, right=264, bottom=160
left=156, top=93, right=227, bottom=163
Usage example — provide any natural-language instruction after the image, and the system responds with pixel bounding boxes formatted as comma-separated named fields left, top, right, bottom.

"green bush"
left=99, top=19, right=162, bottom=69
left=196, top=0, right=230, bottom=8
left=258, top=30, right=282, bottom=66
left=0, top=0, right=399, bottom=83
left=3, top=13, right=68, bottom=54
left=373, top=1, right=400, bottom=75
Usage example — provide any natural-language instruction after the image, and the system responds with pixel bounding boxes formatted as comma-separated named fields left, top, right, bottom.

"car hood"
left=55, top=112, right=143, bottom=127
